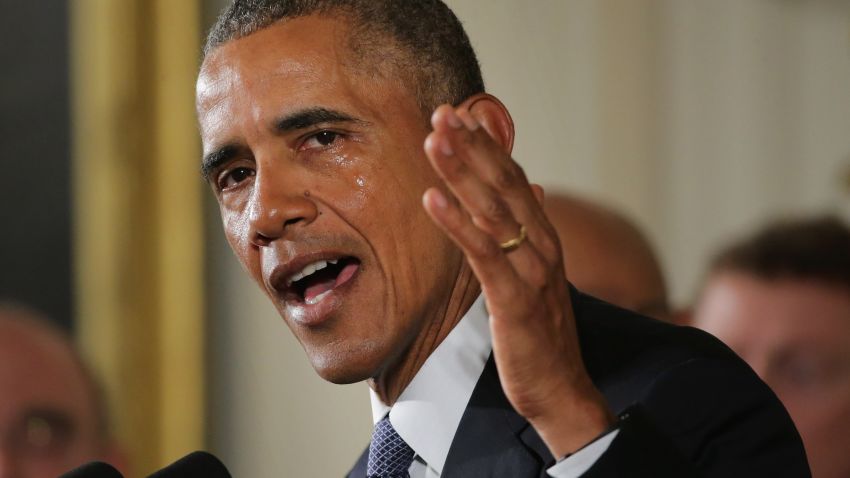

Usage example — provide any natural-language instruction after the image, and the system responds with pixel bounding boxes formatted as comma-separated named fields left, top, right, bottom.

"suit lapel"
left=442, top=355, right=553, bottom=478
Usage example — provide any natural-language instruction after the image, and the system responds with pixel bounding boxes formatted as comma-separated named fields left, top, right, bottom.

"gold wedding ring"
left=499, top=225, right=527, bottom=252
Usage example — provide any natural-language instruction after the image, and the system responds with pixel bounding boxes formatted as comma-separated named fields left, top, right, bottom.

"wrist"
left=527, top=383, right=616, bottom=459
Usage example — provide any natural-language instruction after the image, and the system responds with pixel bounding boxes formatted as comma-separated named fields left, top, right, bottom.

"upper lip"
left=268, top=250, right=353, bottom=297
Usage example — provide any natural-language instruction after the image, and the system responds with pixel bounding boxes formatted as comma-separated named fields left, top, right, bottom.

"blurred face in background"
left=0, top=317, right=110, bottom=478
left=543, top=194, right=669, bottom=320
left=693, top=271, right=850, bottom=478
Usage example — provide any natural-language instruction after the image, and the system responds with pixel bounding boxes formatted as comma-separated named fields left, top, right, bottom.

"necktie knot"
left=367, top=415, right=415, bottom=478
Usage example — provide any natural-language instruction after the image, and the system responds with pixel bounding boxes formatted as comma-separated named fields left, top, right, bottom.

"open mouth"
left=285, top=256, right=360, bottom=305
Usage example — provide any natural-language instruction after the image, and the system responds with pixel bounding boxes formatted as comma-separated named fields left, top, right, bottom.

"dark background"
left=0, top=0, right=72, bottom=329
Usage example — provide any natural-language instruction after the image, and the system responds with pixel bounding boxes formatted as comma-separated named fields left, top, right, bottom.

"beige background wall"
left=204, top=1, right=850, bottom=476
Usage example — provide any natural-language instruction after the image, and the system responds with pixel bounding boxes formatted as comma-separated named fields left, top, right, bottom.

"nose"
left=247, top=169, right=319, bottom=247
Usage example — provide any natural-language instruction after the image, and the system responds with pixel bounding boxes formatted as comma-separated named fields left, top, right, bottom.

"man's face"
left=197, top=16, right=463, bottom=383
left=694, top=272, right=850, bottom=478
left=0, top=321, right=103, bottom=478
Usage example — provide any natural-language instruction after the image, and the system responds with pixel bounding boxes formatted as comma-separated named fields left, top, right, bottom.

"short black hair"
left=204, top=0, right=485, bottom=115
left=711, top=215, right=850, bottom=289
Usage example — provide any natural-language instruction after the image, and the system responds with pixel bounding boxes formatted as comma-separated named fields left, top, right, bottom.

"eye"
left=315, top=131, right=338, bottom=145
left=217, top=166, right=255, bottom=191
left=301, top=130, right=341, bottom=150
left=12, top=411, right=74, bottom=458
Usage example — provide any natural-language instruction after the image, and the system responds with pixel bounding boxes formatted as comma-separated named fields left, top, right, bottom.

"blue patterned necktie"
left=367, top=415, right=416, bottom=478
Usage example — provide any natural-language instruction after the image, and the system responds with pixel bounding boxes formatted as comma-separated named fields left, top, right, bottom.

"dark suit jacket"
left=347, top=288, right=810, bottom=477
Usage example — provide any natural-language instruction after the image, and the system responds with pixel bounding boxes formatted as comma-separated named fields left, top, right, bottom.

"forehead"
left=197, top=15, right=404, bottom=136
left=698, top=273, right=850, bottom=347
left=0, top=321, right=93, bottom=417
left=202, top=16, right=348, bottom=85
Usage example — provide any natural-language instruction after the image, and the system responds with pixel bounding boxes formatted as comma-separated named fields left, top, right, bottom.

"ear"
left=457, top=93, right=515, bottom=154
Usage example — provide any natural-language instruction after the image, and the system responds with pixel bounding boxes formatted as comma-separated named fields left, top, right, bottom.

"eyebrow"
left=200, top=107, right=366, bottom=181
left=201, top=144, right=240, bottom=181
left=274, top=107, right=363, bottom=133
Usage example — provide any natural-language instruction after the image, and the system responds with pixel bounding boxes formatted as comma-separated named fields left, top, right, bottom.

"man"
left=197, top=1, right=809, bottom=476
left=0, top=304, right=124, bottom=478
left=692, top=216, right=850, bottom=478
left=543, top=193, right=669, bottom=320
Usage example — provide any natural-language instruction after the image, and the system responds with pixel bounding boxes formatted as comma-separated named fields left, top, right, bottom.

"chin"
left=305, top=338, right=387, bottom=385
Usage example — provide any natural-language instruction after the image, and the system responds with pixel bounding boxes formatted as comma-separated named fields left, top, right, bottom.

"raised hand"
left=421, top=98, right=615, bottom=457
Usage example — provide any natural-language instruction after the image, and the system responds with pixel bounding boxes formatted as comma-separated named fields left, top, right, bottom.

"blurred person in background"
left=692, top=216, right=850, bottom=478
left=543, top=193, right=670, bottom=321
left=0, top=304, right=125, bottom=478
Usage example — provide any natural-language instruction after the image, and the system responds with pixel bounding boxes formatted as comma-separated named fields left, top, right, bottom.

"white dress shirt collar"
left=369, top=293, right=491, bottom=476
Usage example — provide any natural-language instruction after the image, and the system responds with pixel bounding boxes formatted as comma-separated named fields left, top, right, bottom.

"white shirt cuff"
left=545, top=429, right=620, bottom=478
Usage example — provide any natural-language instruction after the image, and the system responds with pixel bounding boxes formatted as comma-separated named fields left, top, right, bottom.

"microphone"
left=147, top=451, right=231, bottom=477
left=59, top=461, right=124, bottom=478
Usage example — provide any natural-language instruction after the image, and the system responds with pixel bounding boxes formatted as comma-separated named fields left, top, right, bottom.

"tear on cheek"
left=224, top=214, right=253, bottom=250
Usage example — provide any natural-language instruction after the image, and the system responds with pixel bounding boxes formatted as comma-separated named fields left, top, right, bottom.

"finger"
left=457, top=107, right=482, bottom=132
left=430, top=106, right=561, bottom=263
left=441, top=107, right=536, bottom=208
left=423, top=187, right=548, bottom=306
left=422, top=128, right=551, bottom=292
left=427, top=105, right=523, bottom=243
left=426, top=106, right=554, bottom=279
left=423, top=188, right=555, bottom=326
left=424, top=129, right=522, bottom=245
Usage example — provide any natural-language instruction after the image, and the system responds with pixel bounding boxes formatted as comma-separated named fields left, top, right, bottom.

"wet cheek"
left=352, top=174, right=370, bottom=208
left=322, top=153, right=371, bottom=210
left=332, top=152, right=354, bottom=168
left=222, top=209, right=254, bottom=261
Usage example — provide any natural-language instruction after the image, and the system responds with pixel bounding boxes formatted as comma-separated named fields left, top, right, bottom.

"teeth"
left=286, top=259, right=331, bottom=286
left=305, top=289, right=333, bottom=305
